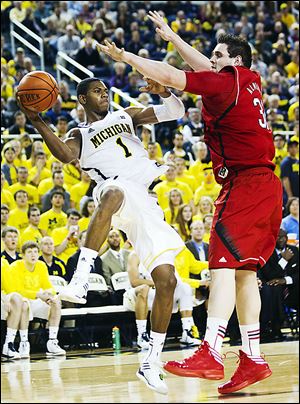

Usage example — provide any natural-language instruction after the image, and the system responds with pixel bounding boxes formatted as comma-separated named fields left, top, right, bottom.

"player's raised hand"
left=96, top=40, right=125, bottom=62
left=148, top=10, right=175, bottom=42
left=139, top=78, right=169, bottom=95
left=16, top=93, right=40, bottom=121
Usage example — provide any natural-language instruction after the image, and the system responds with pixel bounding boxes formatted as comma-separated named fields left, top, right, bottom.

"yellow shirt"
left=10, top=259, right=55, bottom=299
left=7, top=207, right=29, bottom=234
left=1, top=189, right=16, bottom=210
left=189, top=160, right=213, bottom=188
left=39, top=209, right=67, bottom=236
left=20, top=225, right=43, bottom=246
left=28, top=166, right=52, bottom=184
left=13, top=155, right=27, bottom=168
left=1, top=257, right=13, bottom=293
left=153, top=180, right=193, bottom=210
left=281, top=13, right=296, bottom=29
left=288, top=101, right=299, bottom=122
left=70, top=181, right=90, bottom=211
left=285, top=61, right=299, bottom=78
left=176, top=173, right=197, bottom=192
left=194, top=183, right=221, bottom=206
left=8, top=183, right=39, bottom=205
left=273, top=147, right=288, bottom=177
left=203, top=232, right=210, bottom=244
left=78, top=216, right=90, bottom=232
left=37, top=178, right=54, bottom=198
left=163, top=207, right=179, bottom=225
left=52, top=227, right=79, bottom=264
left=175, top=247, right=208, bottom=289
left=63, top=163, right=81, bottom=188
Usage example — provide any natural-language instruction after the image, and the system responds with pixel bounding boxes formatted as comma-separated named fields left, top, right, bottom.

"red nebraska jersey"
left=185, top=66, right=275, bottom=184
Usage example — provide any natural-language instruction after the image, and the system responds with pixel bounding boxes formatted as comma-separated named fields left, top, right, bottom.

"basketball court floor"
left=1, top=340, right=298, bottom=403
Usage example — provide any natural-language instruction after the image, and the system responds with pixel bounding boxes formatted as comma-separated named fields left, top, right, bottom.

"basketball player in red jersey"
left=98, top=12, right=283, bottom=394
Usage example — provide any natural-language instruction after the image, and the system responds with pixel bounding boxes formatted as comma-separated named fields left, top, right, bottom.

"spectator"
left=78, top=197, right=95, bottom=232
left=181, top=107, right=205, bottom=147
left=39, top=236, right=66, bottom=277
left=8, top=110, right=36, bottom=135
left=67, top=104, right=86, bottom=130
left=54, top=116, right=69, bottom=141
left=280, top=137, right=299, bottom=202
left=9, top=2, right=26, bottom=23
left=109, top=61, right=129, bottom=90
left=51, top=208, right=81, bottom=264
left=101, top=229, right=130, bottom=287
left=140, top=125, right=163, bottom=161
left=37, top=161, right=64, bottom=199
left=153, top=163, right=193, bottom=210
left=9, top=139, right=27, bottom=168
left=1, top=258, right=30, bottom=359
left=1, top=226, right=21, bottom=264
left=111, top=27, right=125, bottom=49
left=28, top=151, right=51, bottom=187
left=189, top=142, right=212, bottom=188
left=164, top=188, right=184, bottom=225
left=186, top=221, right=209, bottom=262
left=39, top=190, right=67, bottom=237
left=70, top=171, right=91, bottom=211
left=273, top=133, right=288, bottom=178
left=194, top=195, right=214, bottom=221
left=1, top=172, right=16, bottom=211
left=45, top=96, right=72, bottom=126
left=163, top=133, right=194, bottom=168
left=75, top=37, right=109, bottom=79
left=1, top=204, right=9, bottom=236
left=174, top=157, right=197, bottom=192
left=7, top=190, right=29, bottom=235
left=174, top=203, right=193, bottom=242
left=20, top=206, right=43, bottom=246
left=1, top=144, right=18, bottom=185
left=203, top=213, right=214, bottom=244
left=194, top=167, right=222, bottom=204
left=147, top=141, right=165, bottom=166
left=282, top=197, right=299, bottom=243
left=8, top=166, right=39, bottom=206
left=42, top=172, right=71, bottom=213
left=92, top=18, right=107, bottom=43
left=10, top=241, right=66, bottom=356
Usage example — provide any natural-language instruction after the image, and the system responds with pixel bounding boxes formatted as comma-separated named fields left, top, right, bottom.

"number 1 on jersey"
left=116, top=137, right=132, bottom=158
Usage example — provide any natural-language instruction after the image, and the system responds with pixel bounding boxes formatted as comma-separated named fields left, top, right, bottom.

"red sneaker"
left=164, top=341, right=224, bottom=379
left=218, top=350, right=272, bottom=394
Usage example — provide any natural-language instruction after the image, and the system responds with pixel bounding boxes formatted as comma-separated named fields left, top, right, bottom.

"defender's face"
left=210, top=43, right=236, bottom=73
left=82, top=81, right=109, bottom=113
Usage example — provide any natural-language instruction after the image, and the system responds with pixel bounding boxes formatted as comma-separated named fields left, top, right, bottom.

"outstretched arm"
left=16, top=96, right=80, bottom=163
left=97, top=41, right=187, bottom=90
left=148, top=11, right=211, bottom=72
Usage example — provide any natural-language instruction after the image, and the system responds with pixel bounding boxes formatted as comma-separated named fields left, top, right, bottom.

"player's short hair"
left=76, top=78, right=102, bottom=97
left=217, top=34, right=252, bottom=68
left=22, top=241, right=39, bottom=254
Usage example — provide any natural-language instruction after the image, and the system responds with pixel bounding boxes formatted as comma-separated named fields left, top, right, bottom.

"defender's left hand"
left=139, top=78, right=169, bottom=95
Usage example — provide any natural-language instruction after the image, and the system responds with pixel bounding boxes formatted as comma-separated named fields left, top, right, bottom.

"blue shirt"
left=281, top=215, right=299, bottom=240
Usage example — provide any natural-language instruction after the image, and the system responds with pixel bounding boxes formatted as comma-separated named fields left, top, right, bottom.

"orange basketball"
left=17, top=71, right=59, bottom=112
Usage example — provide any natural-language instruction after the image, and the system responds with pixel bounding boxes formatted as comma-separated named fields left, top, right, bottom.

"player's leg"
left=176, top=282, right=201, bottom=346
left=2, top=293, right=23, bottom=359
left=46, top=296, right=66, bottom=356
left=137, top=263, right=177, bottom=395
left=18, top=300, right=31, bottom=359
left=218, top=270, right=272, bottom=394
left=59, top=185, right=124, bottom=303
left=135, top=285, right=151, bottom=350
left=164, top=268, right=236, bottom=379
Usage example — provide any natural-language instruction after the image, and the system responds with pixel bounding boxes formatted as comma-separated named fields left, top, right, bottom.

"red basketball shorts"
left=209, top=167, right=283, bottom=271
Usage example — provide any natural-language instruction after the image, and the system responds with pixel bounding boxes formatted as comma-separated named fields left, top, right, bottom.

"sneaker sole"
left=58, top=292, right=86, bottom=304
left=218, top=369, right=272, bottom=394
left=46, top=352, right=66, bottom=357
left=1, top=354, right=21, bottom=360
left=136, top=369, right=168, bottom=395
left=164, top=364, right=224, bottom=380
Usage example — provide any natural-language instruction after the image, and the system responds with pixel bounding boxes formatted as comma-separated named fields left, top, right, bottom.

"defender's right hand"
left=16, top=93, right=40, bottom=121
left=148, top=11, right=176, bottom=42
left=96, top=40, right=125, bottom=62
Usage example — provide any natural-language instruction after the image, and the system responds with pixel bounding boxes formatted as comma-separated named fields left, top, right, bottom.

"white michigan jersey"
left=79, top=109, right=167, bottom=186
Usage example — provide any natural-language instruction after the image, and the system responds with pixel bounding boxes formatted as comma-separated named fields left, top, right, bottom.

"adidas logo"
left=120, top=115, right=126, bottom=119
left=88, top=127, right=95, bottom=133
left=219, top=257, right=227, bottom=263
left=80, top=257, right=87, bottom=262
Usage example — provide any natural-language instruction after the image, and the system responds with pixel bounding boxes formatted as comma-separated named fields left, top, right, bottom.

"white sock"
left=19, top=329, right=28, bottom=342
left=204, top=317, right=228, bottom=354
left=5, top=328, right=17, bottom=345
left=142, top=331, right=166, bottom=366
left=136, top=319, right=147, bottom=337
left=49, top=326, right=59, bottom=340
left=181, top=316, right=194, bottom=331
left=76, top=247, right=98, bottom=277
left=240, top=323, right=262, bottom=358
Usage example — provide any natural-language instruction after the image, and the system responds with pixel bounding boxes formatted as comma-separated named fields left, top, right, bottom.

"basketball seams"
left=26, top=74, right=56, bottom=91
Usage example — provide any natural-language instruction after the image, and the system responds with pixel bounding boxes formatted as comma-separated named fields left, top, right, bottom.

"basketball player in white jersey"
left=17, top=77, right=185, bottom=394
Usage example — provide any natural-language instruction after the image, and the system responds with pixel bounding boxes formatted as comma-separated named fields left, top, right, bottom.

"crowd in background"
left=1, top=1, right=299, bottom=350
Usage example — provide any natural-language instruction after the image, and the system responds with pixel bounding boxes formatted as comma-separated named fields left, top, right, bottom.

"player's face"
left=210, top=43, right=241, bottom=73
left=85, top=81, right=109, bottom=113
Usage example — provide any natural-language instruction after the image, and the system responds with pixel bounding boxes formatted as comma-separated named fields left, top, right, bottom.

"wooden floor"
left=1, top=341, right=299, bottom=403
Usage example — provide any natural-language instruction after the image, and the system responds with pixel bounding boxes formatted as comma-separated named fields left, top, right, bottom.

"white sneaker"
left=2, top=342, right=21, bottom=360
left=137, top=332, right=150, bottom=350
left=59, top=272, right=89, bottom=304
left=19, top=341, right=30, bottom=359
left=46, top=339, right=66, bottom=356
left=136, top=362, right=168, bottom=395
left=180, top=328, right=201, bottom=346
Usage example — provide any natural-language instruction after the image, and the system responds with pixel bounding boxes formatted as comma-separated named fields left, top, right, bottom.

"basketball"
left=17, top=71, right=59, bottom=112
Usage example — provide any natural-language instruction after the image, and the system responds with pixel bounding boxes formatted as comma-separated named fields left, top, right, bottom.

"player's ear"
left=78, top=94, right=86, bottom=105
left=233, top=55, right=243, bottom=66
